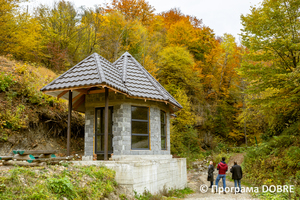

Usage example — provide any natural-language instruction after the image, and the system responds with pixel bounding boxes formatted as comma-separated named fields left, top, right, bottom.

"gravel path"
left=184, top=154, right=260, bottom=200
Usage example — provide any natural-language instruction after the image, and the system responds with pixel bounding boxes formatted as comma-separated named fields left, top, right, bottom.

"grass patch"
left=0, top=165, right=117, bottom=199
left=134, top=187, right=194, bottom=200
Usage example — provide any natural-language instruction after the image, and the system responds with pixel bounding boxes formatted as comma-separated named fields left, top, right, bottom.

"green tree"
left=240, top=0, right=300, bottom=137
left=36, top=0, right=82, bottom=70
left=78, top=7, right=105, bottom=58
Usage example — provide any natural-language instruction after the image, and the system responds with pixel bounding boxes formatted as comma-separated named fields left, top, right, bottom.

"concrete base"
left=72, top=158, right=187, bottom=194
left=82, top=156, right=93, bottom=161
left=111, top=155, right=172, bottom=161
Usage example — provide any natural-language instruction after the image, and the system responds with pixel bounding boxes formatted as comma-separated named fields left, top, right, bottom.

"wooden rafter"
left=72, top=95, right=85, bottom=110
left=88, top=89, right=106, bottom=94
left=126, top=95, right=181, bottom=110
left=43, top=84, right=182, bottom=110
left=72, top=93, right=84, bottom=102
left=102, top=85, right=128, bottom=96
left=73, top=98, right=85, bottom=110
left=42, top=84, right=127, bottom=95
left=74, top=89, right=89, bottom=94
left=57, top=90, right=68, bottom=99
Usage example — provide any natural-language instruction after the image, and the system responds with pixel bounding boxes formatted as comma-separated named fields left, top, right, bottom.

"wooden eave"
left=42, top=84, right=181, bottom=113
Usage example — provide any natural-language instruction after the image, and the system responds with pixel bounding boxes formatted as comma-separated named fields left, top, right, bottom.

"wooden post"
left=67, top=90, right=72, bottom=156
left=104, top=87, right=109, bottom=160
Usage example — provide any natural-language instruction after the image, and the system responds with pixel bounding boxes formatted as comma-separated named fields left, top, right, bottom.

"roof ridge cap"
left=113, top=52, right=126, bottom=65
left=113, top=52, right=126, bottom=80
left=122, top=55, right=128, bottom=83
left=93, top=53, right=106, bottom=83
left=128, top=55, right=169, bottom=100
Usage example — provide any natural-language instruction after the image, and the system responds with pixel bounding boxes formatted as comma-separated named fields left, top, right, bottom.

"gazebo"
left=41, top=52, right=187, bottom=194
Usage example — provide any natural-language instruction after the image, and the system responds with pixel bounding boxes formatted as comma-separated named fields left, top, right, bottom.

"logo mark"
left=200, top=184, right=208, bottom=193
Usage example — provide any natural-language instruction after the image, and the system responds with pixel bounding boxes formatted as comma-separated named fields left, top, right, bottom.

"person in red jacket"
left=215, top=157, right=228, bottom=194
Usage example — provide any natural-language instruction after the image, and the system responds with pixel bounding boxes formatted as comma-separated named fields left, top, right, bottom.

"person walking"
left=230, top=161, right=243, bottom=194
left=207, top=161, right=214, bottom=188
left=215, top=157, right=228, bottom=194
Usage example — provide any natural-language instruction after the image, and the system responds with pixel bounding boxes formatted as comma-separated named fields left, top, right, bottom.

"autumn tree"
left=90, top=11, right=145, bottom=62
left=162, top=8, right=215, bottom=62
left=0, top=0, right=23, bottom=55
left=197, top=34, right=244, bottom=141
left=0, top=0, right=44, bottom=62
left=11, top=12, right=43, bottom=61
left=0, top=0, right=253, bottom=151
left=160, top=8, right=189, bottom=29
left=157, top=46, right=201, bottom=96
left=106, top=0, right=155, bottom=26
left=157, top=46, right=201, bottom=155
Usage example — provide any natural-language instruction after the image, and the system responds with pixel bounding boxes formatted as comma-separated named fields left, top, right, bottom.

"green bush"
left=212, top=153, right=232, bottom=166
left=0, top=184, right=6, bottom=193
left=243, top=134, right=300, bottom=187
left=0, top=72, right=15, bottom=92
left=47, top=177, right=77, bottom=199
left=0, top=104, right=27, bottom=130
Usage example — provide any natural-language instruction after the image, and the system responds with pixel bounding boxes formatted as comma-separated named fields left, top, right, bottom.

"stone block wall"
left=83, top=107, right=94, bottom=161
left=83, top=92, right=172, bottom=160
left=112, top=103, right=131, bottom=155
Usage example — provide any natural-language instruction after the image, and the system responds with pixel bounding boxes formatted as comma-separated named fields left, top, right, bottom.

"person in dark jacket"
left=207, top=161, right=214, bottom=188
left=230, top=161, right=243, bottom=193
left=215, top=157, right=228, bottom=194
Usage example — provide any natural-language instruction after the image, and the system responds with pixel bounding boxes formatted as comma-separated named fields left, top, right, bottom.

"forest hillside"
left=1, top=0, right=300, bottom=199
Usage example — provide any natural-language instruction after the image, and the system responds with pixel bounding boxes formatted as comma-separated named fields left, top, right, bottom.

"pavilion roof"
left=41, top=52, right=182, bottom=111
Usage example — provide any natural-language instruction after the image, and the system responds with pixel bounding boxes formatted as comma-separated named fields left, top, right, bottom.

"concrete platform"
left=72, top=157, right=187, bottom=194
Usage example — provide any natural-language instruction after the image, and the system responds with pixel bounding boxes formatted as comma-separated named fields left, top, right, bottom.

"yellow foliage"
left=142, top=54, right=158, bottom=79
left=12, top=13, right=43, bottom=61
left=173, top=89, right=196, bottom=128
left=166, top=19, right=197, bottom=47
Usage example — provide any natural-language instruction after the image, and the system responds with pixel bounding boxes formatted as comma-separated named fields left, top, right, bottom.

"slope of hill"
left=0, top=56, right=85, bottom=156
left=242, top=133, right=300, bottom=199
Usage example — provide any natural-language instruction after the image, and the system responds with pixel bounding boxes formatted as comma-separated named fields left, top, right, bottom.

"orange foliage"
left=160, top=8, right=189, bottom=29
left=160, top=8, right=203, bottom=30
left=106, top=0, right=155, bottom=25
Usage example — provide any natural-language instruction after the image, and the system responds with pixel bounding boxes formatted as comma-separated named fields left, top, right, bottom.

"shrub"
left=47, top=177, right=77, bottom=199
left=0, top=104, right=27, bottom=130
left=0, top=184, right=6, bottom=193
left=0, top=72, right=15, bottom=92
